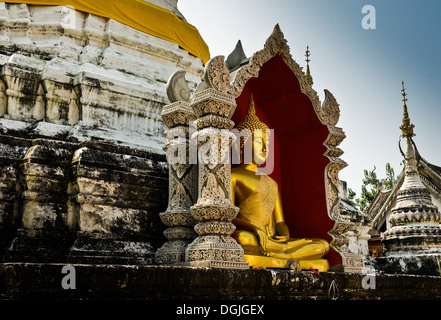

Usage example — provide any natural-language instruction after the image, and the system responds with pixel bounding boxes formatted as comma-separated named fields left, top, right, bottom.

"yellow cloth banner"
left=5, top=0, right=210, bottom=63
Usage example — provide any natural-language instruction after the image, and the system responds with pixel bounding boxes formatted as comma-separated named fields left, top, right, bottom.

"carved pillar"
left=185, top=56, right=248, bottom=269
left=42, top=62, right=80, bottom=125
left=2, top=55, right=45, bottom=122
left=155, top=96, right=197, bottom=264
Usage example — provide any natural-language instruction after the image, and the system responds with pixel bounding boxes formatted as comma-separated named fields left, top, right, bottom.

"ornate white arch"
left=226, top=25, right=370, bottom=272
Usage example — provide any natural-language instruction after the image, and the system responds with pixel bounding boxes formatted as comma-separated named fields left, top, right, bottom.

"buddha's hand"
left=255, top=229, right=268, bottom=252
left=273, top=235, right=289, bottom=242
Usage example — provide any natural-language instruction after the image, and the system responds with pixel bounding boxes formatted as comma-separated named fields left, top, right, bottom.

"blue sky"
left=179, top=0, right=441, bottom=197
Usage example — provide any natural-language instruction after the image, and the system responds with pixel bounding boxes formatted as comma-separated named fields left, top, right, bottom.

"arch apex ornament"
left=229, top=24, right=323, bottom=122
left=264, top=24, right=290, bottom=59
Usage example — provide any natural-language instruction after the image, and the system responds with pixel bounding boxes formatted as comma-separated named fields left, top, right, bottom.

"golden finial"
left=400, top=81, right=415, bottom=138
left=305, top=45, right=313, bottom=86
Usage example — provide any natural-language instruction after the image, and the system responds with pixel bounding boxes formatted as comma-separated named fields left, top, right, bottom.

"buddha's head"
left=235, top=95, right=270, bottom=166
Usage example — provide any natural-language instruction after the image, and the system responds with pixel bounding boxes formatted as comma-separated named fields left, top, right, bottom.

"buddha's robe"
left=232, top=175, right=329, bottom=261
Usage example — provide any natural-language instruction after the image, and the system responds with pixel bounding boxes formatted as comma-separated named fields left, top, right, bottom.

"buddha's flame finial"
left=236, top=95, right=269, bottom=133
left=305, top=46, right=313, bottom=86
left=400, top=81, right=415, bottom=139
left=236, top=94, right=270, bottom=150
left=247, top=93, right=257, bottom=116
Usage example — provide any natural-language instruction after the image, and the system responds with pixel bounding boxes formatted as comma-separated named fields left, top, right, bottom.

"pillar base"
left=155, top=240, right=190, bottom=265
left=186, top=260, right=249, bottom=269
left=185, top=235, right=249, bottom=270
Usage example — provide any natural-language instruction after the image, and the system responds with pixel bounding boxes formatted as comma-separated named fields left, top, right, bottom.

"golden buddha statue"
left=231, top=96, right=330, bottom=271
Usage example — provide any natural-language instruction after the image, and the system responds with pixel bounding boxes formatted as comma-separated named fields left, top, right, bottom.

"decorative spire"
left=305, top=46, right=313, bottom=86
left=400, top=81, right=415, bottom=139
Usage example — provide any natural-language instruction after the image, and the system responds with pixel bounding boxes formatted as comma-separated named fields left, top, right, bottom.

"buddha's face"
left=252, top=130, right=269, bottom=165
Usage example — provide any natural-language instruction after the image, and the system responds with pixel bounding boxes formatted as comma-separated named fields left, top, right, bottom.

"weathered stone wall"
left=0, top=2, right=204, bottom=152
left=0, top=136, right=168, bottom=264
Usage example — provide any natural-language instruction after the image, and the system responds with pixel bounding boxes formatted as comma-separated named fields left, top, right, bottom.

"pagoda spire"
left=400, top=81, right=415, bottom=139
left=305, top=46, right=313, bottom=86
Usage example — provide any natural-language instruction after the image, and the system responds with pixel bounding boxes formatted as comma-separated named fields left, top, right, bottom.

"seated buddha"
left=230, top=96, right=330, bottom=271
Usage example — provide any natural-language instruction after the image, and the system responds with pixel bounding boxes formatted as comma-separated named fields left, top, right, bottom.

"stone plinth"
left=2, top=262, right=441, bottom=301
